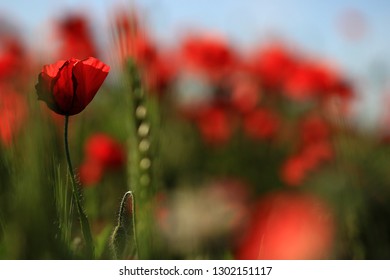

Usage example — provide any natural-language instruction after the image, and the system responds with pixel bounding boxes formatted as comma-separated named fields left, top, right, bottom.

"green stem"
left=64, top=115, right=94, bottom=258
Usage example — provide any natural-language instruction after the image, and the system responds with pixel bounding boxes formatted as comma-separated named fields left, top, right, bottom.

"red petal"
left=52, top=60, right=77, bottom=114
left=42, top=60, right=66, bottom=78
left=35, top=60, right=67, bottom=113
left=71, top=57, right=110, bottom=114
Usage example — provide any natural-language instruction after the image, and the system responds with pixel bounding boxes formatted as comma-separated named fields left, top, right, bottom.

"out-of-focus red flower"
left=235, top=191, right=334, bottom=259
left=128, top=35, right=157, bottom=66
left=84, top=133, right=126, bottom=169
left=0, top=37, right=25, bottom=79
left=331, top=78, right=354, bottom=99
left=281, top=115, right=333, bottom=187
left=79, top=133, right=126, bottom=186
left=114, top=12, right=157, bottom=67
left=195, top=106, right=232, bottom=146
left=284, top=61, right=354, bottom=104
left=181, top=35, right=236, bottom=82
left=57, top=14, right=98, bottom=59
left=250, top=44, right=296, bottom=90
left=35, top=57, right=110, bottom=115
left=280, top=155, right=309, bottom=187
left=300, top=115, right=330, bottom=145
left=281, top=146, right=332, bottom=187
left=114, top=12, right=176, bottom=95
left=229, top=74, right=260, bottom=114
left=302, top=141, right=334, bottom=169
left=0, top=30, right=32, bottom=89
left=142, top=52, right=178, bottom=93
left=283, top=62, right=337, bottom=101
left=323, top=79, right=355, bottom=118
left=0, top=87, right=28, bottom=146
left=243, top=108, right=280, bottom=140
left=284, top=63, right=321, bottom=101
left=114, top=11, right=140, bottom=37
left=79, top=159, right=104, bottom=186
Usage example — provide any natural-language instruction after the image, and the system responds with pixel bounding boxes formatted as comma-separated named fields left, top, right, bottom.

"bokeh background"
left=3, top=0, right=390, bottom=125
left=1, top=0, right=390, bottom=259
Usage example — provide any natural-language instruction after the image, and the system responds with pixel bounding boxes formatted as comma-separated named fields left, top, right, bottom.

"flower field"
left=0, top=5, right=390, bottom=260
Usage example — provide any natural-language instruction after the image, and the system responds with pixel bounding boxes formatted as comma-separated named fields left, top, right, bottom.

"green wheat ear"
left=110, top=191, right=137, bottom=259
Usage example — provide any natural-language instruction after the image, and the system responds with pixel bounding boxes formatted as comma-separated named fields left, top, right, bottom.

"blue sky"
left=1, top=0, right=390, bottom=124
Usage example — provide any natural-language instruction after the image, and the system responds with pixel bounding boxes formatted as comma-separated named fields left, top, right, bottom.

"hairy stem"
left=64, top=115, right=94, bottom=258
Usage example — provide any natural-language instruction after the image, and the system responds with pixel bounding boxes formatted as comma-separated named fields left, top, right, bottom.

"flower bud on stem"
left=110, top=191, right=137, bottom=259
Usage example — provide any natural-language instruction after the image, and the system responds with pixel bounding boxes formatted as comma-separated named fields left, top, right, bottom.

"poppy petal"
left=35, top=60, right=67, bottom=113
left=42, top=60, right=67, bottom=78
left=52, top=60, right=76, bottom=114
left=71, top=57, right=110, bottom=114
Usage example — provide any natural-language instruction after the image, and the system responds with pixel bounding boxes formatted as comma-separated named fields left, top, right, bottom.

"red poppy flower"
left=235, top=191, right=334, bottom=260
left=35, top=57, right=110, bottom=115
left=181, top=34, right=236, bottom=82
left=0, top=88, right=28, bottom=146
left=300, top=115, right=330, bottom=145
left=79, top=133, right=126, bottom=186
left=195, top=106, right=232, bottom=146
left=113, top=11, right=157, bottom=66
left=84, top=133, right=126, bottom=169
left=284, top=62, right=345, bottom=101
left=57, top=14, right=98, bottom=59
left=141, top=52, right=178, bottom=94
left=243, top=108, right=280, bottom=140
left=250, top=44, right=296, bottom=90
left=280, top=155, right=310, bottom=187
left=284, top=63, right=322, bottom=101
left=0, top=37, right=26, bottom=81
left=302, top=141, right=334, bottom=169
left=79, top=159, right=104, bottom=186
left=281, top=141, right=333, bottom=187
left=229, top=75, right=260, bottom=114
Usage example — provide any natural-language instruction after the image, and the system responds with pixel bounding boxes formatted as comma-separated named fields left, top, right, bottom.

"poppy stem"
left=64, top=115, right=94, bottom=258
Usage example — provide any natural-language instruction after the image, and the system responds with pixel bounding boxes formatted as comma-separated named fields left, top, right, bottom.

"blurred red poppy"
left=250, top=44, right=296, bottom=90
left=79, top=133, right=126, bottom=186
left=0, top=88, right=28, bottom=146
left=114, top=12, right=157, bottom=67
left=301, top=141, right=334, bottom=169
left=57, top=14, right=98, bottom=59
left=284, top=62, right=350, bottom=102
left=229, top=74, right=260, bottom=114
left=284, top=63, right=323, bottom=101
left=280, top=155, right=310, bottom=187
left=0, top=32, right=32, bottom=90
left=281, top=115, right=333, bottom=187
left=142, top=52, right=178, bottom=94
left=235, top=191, right=334, bottom=259
left=300, top=115, right=330, bottom=145
left=181, top=35, right=236, bottom=82
left=113, top=12, right=176, bottom=95
left=84, top=133, right=126, bottom=169
left=79, top=159, right=105, bottom=186
left=35, top=57, right=110, bottom=115
left=243, top=108, right=280, bottom=140
left=195, top=106, right=232, bottom=145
